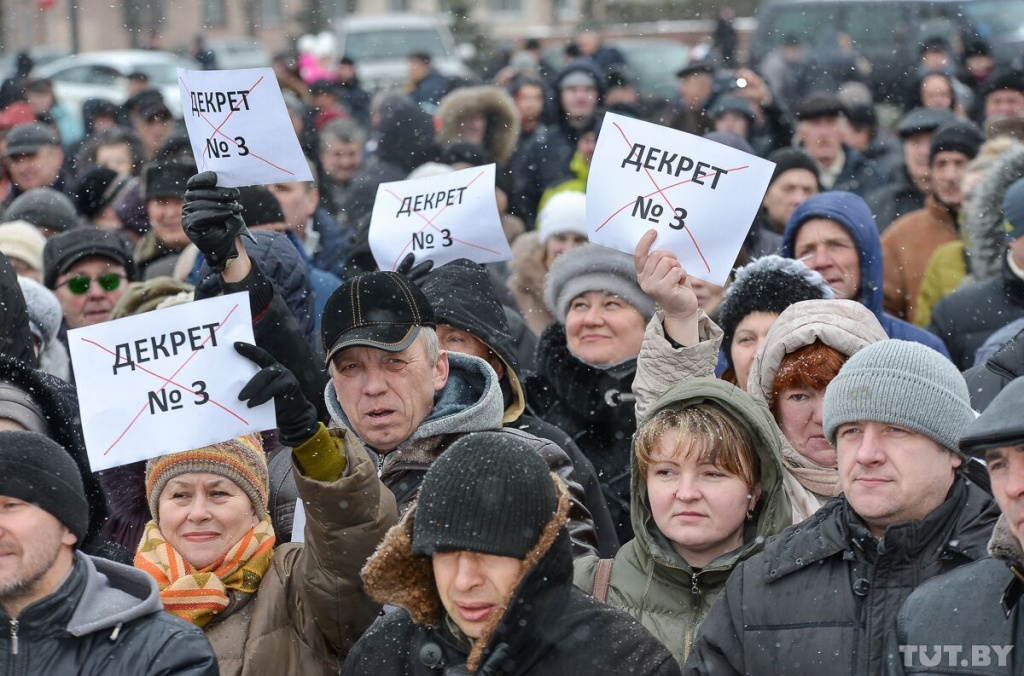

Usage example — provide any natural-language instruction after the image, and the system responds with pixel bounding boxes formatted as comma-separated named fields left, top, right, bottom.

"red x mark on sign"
left=79, top=303, right=248, bottom=456
left=384, top=169, right=504, bottom=270
left=178, top=75, right=295, bottom=176
left=596, top=121, right=751, bottom=274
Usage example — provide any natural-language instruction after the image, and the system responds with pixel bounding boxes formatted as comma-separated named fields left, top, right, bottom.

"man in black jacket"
left=889, top=376, right=1024, bottom=675
left=0, top=431, right=217, bottom=675
left=342, top=432, right=680, bottom=676
left=685, top=340, right=999, bottom=675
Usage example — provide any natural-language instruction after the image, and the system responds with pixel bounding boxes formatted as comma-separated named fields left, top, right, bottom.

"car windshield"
left=961, top=0, right=1024, bottom=38
left=130, top=62, right=181, bottom=86
left=344, top=29, right=447, bottom=60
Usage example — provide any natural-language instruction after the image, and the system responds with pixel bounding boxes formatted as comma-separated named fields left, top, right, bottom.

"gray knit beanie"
left=543, top=243, right=655, bottom=324
left=823, top=340, right=975, bottom=453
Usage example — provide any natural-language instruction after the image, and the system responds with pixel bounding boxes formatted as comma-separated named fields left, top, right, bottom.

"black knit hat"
left=142, top=160, right=196, bottom=201
left=321, top=271, right=436, bottom=362
left=42, top=226, right=138, bottom=289
left=237, top=185, right=285, bottom=227
left=985, top=70, right=1024, bottom=98
left=716, top=256, right=834, bottom=368
left=4, top=187, right=80, bottom=233
left=412, top=431, right=557, bottom=559
left=929, top=120, right=984, bottom=163
left=793, top=93, right=845, bottom=120
left=766, top=147, right=820, bottom=186
left=0, top=430, right=89, bottom=543
left=420, top=259, right=519, bottom=376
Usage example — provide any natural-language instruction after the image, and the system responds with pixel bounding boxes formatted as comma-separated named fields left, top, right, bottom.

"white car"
left=32, top=49, right=201, bottom=121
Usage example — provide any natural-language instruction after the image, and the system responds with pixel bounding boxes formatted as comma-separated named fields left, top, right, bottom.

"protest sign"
left=368, top=163, right=512, bottom=271
left=178, top=67, right=314, bottom=187
left=68, top=292, right=275, bottom=471
left=587, top=112, right=776, bottom=287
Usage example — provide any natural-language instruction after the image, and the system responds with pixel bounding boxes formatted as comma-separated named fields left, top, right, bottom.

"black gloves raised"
left=235, top=342, right=319, bottom=447
left=182, top=171, right=256, bottom=272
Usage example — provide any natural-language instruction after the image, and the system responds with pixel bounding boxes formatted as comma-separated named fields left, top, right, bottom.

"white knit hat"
left=0, top=220, right=46, bottom=273
left=537, top=191, right=588, bottom=245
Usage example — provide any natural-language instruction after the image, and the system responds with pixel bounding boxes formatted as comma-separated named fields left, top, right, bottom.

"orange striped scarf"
left=135, top=515, right=276, bottom=627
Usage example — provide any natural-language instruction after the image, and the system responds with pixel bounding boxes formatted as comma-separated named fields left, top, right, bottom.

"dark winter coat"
left=0, top=355, right=121, bottom=561
left=683, top=474, right=999, bottom=675
left=0, top=553, right=217, bottom=675
left=887, top=515, right=1024, bottom=675
left=347, top=96, right=437, bottom=224
left=781, top=191, right=951, bottom=357
left=0, top=251, right=37, bottom=365
left=325, top=350, right=601, bottom=557
left=574, top=379, right=793, bottom=667
left=335, top=78, right=371, bottom=127
left=865, top=164, right=926, bottom=232
left=827, top=145, right=889, bottom=199
left=342, top=480, right=681, bottom=676
left=527, top=323, right=639, bottom=545
left=511, top=60, right=603, bottom=227
left=411, top=69, right=451, bottom=111
left=964, top=324, right=1024, bottom=410
left=310, top=206, right=354, bottom=280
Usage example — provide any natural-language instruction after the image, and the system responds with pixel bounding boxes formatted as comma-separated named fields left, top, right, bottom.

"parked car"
left=32, top=49, right=200, bottom=121
left=0, top=48, right=70, bottom=79
left=205, top=38, right=270, bottom=70
left=611, top=39, right=690, bottom=104
left=334, top=14, right=476, bottom=91
left=750, top=0, right=1024, bottom=102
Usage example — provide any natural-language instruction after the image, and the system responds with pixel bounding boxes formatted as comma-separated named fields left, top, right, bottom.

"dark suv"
left=750, top=0, right=1024, bottom=100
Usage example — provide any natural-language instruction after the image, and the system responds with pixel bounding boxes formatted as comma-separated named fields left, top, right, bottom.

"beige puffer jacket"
left=632, top=299, right=888, bottom=523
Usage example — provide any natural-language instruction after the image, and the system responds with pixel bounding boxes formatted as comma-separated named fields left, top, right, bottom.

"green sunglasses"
left=64, top=273, right=126, bottom=295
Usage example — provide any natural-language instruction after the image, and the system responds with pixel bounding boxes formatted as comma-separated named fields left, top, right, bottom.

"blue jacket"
left=310, top=207, right=354, bottom=280
left=781, top=192, right=951, bottom=358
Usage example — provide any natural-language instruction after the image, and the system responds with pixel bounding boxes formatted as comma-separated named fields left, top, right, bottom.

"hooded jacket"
left=342, top=479, right=681, bottom=676
left=527, top=323, right=640, bottom=545
left=632, top=300, right=887, bottom=523
left=888, top=515, right=1024, bottom=675
left=0, top=552, right=217, bottom=675
left=781, top=191, right=951, bottom=357
left=0, top=252, right=37, bottom=366
left=435, top=86, right=520, bottom=165
left=574, top=380, right=793, bottom=666
left=685, top=473, right=1000, bottom=675
left=964, top=323, right=1024, bottom=410
left=927, top=146, right=1024, bottom=370
left=421, top=259, right=619, bottom=555
left=511, top=59, right=604, bottom=226
left=325, top=350, right=600, bottom=557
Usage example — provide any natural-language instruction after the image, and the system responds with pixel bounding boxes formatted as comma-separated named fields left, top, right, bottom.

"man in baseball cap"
left=1, top=121, right=68, bottom=211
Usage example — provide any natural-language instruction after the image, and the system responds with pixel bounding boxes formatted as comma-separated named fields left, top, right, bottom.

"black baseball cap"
left=321, top=271, right=436, bottom=363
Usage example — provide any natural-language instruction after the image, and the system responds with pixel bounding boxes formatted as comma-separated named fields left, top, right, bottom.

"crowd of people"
left=0, top=24, right=1023, bottom=675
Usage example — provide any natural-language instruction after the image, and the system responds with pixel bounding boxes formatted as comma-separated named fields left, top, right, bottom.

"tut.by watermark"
left=898, top=645, right=1013, bottom=668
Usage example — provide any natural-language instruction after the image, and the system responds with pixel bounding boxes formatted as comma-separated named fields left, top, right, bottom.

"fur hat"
left=145, top=434, right=269, bottom=521
left=544, top=243, right=654, bottom=324
left=16, top=276, right=61, bottom=346
left=823, top=340, right=975, bottom=454
left=716, top=256, right=834, bottom=366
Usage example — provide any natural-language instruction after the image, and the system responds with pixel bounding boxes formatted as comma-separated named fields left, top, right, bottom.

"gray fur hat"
left=17, top=276, right=62, bottom=346
left=543, top=243, right=655, bottom=324
left=823, top=340, right=975, bottom=454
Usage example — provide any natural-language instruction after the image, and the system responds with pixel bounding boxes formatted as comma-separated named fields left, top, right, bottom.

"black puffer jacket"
left=0, top=553, right=217, bottom=675
left=342, top=483, right=680, bottom=676
left=964, top=324, right=1024, bottom=410
left=0, top=355, right=120, bottom=561
left=527, top=323, right=638, bottom=545
left=887, top=516, right=1024, bottom=675
left=684, top=475, right=999, bottom=675
left=0, top=252, right=36, bottom=366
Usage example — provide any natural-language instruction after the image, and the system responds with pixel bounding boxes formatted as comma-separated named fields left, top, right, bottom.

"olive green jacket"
left=573, top=379, right=792, bottom=667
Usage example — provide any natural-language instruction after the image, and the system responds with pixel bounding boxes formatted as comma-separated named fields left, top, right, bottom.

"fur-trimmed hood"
left=361, top=475, right=571, bottom=673
left=988, top=514, right=1024, bottom=566
left=435, top=86, right=521, bottom=165
left=965, top=145, right=1024, bottom=282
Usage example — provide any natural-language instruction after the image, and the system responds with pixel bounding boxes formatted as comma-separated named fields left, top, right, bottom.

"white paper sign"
left=368, top=163, right=512, bottom=271
left=587, top=112, right=776, bottom=287
left=68, top=292, right=276, bottom=471
left=178, top=67, right=314, bottom=187
left=291, top=498, right=307, bottom=543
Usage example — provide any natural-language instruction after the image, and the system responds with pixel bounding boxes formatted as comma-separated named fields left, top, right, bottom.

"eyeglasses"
left=62, top=273, right=126, bottom=295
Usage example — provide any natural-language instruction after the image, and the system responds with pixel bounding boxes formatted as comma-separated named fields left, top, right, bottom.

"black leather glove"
left=182, top=171, right=256, bottom=273
left=396, top=252, right=434, bottom=285
left=235, top=342, right=319, bottom=447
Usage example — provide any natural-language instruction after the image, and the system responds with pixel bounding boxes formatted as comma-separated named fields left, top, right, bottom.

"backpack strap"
left=592, top=558, right=614, bottom=602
